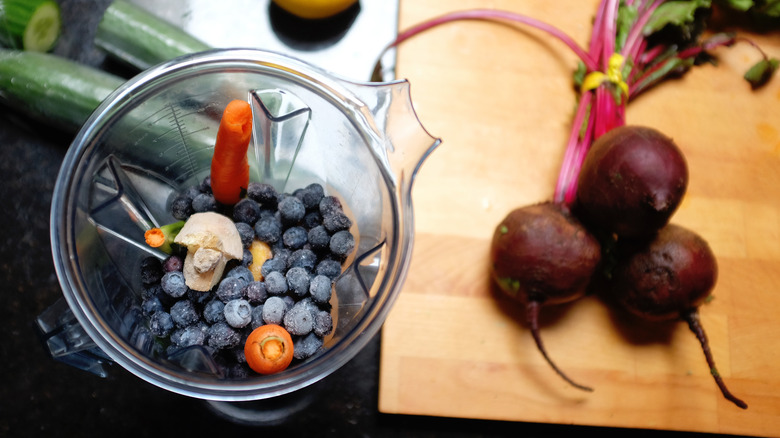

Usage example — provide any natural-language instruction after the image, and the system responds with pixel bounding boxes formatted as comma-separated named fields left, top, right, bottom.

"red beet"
left=490, top=201, right=601, bottom=391
left=610, top=224, right=747, bottom=409
left=574, top=125, right=688, bottom=239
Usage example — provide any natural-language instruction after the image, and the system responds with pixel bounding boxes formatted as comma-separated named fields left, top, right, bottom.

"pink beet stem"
left=383, top=9, right=598, bottom=71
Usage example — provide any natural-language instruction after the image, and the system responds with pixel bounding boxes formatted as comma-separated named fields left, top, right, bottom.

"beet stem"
left=683, top=309, right=748, bottom=409
left=527, top=301, right=594, bottom=392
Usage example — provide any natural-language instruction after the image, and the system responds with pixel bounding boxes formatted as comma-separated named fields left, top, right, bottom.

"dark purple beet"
left=610, top=224, right=747, bottom=409
left=574, top=125, right=688, bottom=239
left=490, top=201, right=601, bottom=391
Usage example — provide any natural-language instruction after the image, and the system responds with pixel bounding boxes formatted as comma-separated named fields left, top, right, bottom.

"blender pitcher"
left=39, top=49, right=440, bottom=401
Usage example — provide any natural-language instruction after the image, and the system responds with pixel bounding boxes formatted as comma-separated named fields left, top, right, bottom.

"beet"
left=490, top=201, right=601, bottom=391
left=610, top=224, right=747, bottom=409
left=574, top=125, right=688, bottom=239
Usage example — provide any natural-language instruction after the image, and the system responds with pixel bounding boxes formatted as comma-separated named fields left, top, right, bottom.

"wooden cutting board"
left=378, top=1, right=780, bottom=436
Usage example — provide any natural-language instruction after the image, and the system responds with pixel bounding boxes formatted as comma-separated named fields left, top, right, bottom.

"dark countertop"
left=0, top=1, right=740, bottom=436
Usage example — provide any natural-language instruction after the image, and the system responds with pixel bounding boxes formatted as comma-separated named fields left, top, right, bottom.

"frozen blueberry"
left=271, top=247, right=291, bottom=266
left=216, top=277, right=246, bottom=302
left=161, top=271, right=188, bottom=298
left=318, top=196, right=343, bottom=217
left=162, top=255, right=184, bottom=272
left=250, top=305, right=265, bottom=329
left=262, top=296, right=286, bottom=325
left=149, top=311, right=174, bottom=337
left=171, top=324, right=207, bottom=347
left=187, top=289, right=211, bottom=306
left=203, top=299, right=226, bottom=324
left=192, top=193, right=217, bottom=212
left=207, top=322, right=240, bottom=349
left=303, top=211, right=322, bottom=229
left=313, top=310, right=333, bottom=337
left=235, top=222, right=255, bottom=248
left=143, top=283, right=176, bottom=308
left=315, top=259, right=342, bottom=280
left=308, top=225, right=330, bottom=252
left=231, top=345, right=247, bottom=364
left=199, top=176, right=213, bottom=194
left=243, top=281, right=268, bottom=304
left=254, top=215, right=282, bottom=244
left=224, top=299, right=252, bottom=328
left=183, top=185, right=201, bottom=200
left=141, top=296, right=164, bottom=316
left=278, top=195, right=305, bottom=225
left=286, top=266, right=310, bottom=297
left=282, top=295, right=296, bottom=311
left=242, top=248, right=253, bottom=267
left=322, top=211, right=352, bottom=233
left=170, top=299, right=199, bottom=328
left=295, top=183, right=325, bottom=211
left=288, top=249, right=317, bottom=272
left=264, top=271, right=288, bottom=295
left=171, top=194, right=194, bottom=220
left=309, top=274, right=332, bottom=305
left=283, top=226, right=308, bottom=250
left=261, top=258, right=287, bottom=277
left=283, top=300, right=314, bottom=336
left=329, top=230, right=355, bottom=258
left=140, top=257, right=164, bottom=286
left=226, top=265, right=254, bottom=285
left=293, top=332, right=323, bottom=360
left=233, top=198, right=261, bottom=225
left=247, top=182, right=278, bottom=207
left=142, top=283, right=163, bottom=301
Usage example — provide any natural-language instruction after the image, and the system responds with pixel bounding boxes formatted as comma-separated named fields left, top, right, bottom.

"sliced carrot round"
left=244, top=324, right=294, bottom=375
left=144, top=228, right=165, bottom=248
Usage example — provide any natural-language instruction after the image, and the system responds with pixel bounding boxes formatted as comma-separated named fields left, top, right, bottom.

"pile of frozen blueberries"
left=139, top=178, right=355, bottom=378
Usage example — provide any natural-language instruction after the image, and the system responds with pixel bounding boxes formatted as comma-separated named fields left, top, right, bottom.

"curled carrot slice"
left=211, top=99, right=253, bottom=205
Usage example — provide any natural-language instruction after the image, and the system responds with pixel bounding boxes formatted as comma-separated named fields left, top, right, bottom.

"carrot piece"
left=211, top=99, right=253, bottom=205
left=244, top=324, right=294, bottom=375
left=143, top=221, right=185, bottom=253
left=144, top=228, right=165, bottom=247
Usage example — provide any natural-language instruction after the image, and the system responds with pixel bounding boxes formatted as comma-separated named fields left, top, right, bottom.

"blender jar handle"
left=36, top=297, right=114, bottom=377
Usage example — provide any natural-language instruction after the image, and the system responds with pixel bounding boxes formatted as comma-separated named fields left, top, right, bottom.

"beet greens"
left=374, top=1, right=776, bottom=205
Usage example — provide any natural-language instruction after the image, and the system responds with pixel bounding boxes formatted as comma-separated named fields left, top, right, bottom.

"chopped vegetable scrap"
left=0, top=0, right=62, bottom=52
left=144, top=220, right=185, bottom=254
left=211, top=99, right=253, bottom=205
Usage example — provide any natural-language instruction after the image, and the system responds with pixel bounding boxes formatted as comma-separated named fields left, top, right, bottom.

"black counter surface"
left=0, top=1, right=737, bottom=436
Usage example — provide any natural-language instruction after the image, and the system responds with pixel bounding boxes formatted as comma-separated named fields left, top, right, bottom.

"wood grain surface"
left=378, top=1, right=780, bottom=435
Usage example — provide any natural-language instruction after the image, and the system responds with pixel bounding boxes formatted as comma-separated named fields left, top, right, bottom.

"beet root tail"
left=527, top=301, right=593, bottom=392
left=683, top=309, right=748, bottom=409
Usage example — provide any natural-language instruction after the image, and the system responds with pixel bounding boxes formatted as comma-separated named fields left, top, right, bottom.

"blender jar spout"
left=344, top=80, right=441, bottom=190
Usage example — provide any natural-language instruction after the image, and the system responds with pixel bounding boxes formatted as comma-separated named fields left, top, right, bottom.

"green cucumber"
left=0, top=0, right=62, bottom=52
left=95, top=0, right=211, bottom=71
left=0, top=49, right=123, bottom=132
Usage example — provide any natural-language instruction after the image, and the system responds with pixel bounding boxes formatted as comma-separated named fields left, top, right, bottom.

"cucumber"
left=0, top=0, right=62, bottom=52
left=95, top=0, right=211, bottom=71
left=0, top=49, right=123, bottom=132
